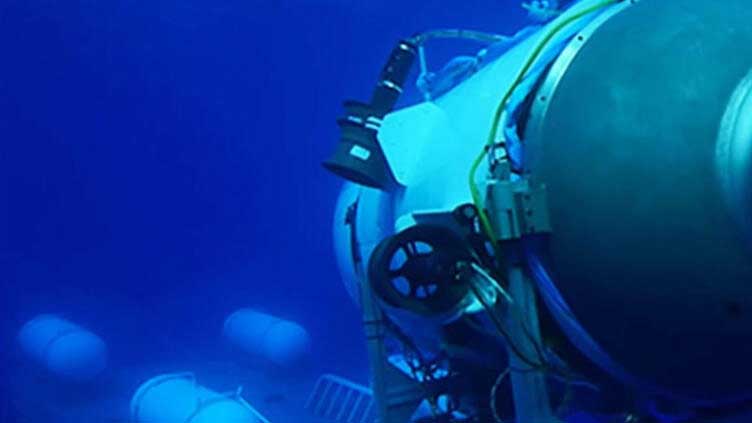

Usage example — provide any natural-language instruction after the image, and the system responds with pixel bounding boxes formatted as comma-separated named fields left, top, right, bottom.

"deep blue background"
left=0, top=0, right=527, bottom=419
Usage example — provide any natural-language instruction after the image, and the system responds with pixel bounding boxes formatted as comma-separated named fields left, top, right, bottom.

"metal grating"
left=305, top=374, right=375, bottom=423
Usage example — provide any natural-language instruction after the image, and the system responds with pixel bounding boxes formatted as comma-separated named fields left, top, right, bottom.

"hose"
left=490, top=367, right=512, bottom=422
left=467, top=282, right=547, bottom=371
left=410, top=29, right=509, bottom=46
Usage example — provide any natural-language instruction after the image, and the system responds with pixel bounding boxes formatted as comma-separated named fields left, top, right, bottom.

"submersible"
left=326, top=0, right=752, bottom=421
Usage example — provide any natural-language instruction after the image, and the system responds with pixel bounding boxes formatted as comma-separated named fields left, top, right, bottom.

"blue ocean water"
left=0, top=0, right=531, bottom=421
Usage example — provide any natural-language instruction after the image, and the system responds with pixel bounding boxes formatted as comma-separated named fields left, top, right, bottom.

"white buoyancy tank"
left=131, top=372, right=268, bottom=423
left=17, top=314, right=108, bottom=381
left=223, top=309, right=311, bottom=367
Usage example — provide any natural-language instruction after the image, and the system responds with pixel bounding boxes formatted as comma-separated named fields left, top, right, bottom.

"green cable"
left=468, top=0, right=622, bottom=247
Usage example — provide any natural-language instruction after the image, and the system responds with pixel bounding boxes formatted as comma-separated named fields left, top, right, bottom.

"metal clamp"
left=486, top=176, right=552, bottom=241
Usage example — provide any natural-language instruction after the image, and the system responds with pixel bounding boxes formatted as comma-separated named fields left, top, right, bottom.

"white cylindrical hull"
left=223, top=309, right=311, bottom=367
left=131, top=373, right=265, bottom=423
left=18, top=314, right=107, bottom=381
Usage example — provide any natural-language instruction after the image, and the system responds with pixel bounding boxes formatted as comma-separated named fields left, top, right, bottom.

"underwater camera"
left=326, top=0, right=752, bottom=422
left=323, top=40, right=417, bottom=191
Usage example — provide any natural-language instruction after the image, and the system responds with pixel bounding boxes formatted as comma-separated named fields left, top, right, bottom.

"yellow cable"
left=468, top=0, right=621, bottom=247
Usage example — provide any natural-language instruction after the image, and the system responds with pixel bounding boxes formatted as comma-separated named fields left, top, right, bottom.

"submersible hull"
left=524, top=0, right=752, bottom=402
left=331, top=0, right=752, bottom=410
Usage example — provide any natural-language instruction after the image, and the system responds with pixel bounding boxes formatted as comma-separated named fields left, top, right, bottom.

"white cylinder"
left=223, top=309, right=311, bottom=367
left=130, top=373, right=264, bottom=423
left=17, top=314, right=108, bottom=381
